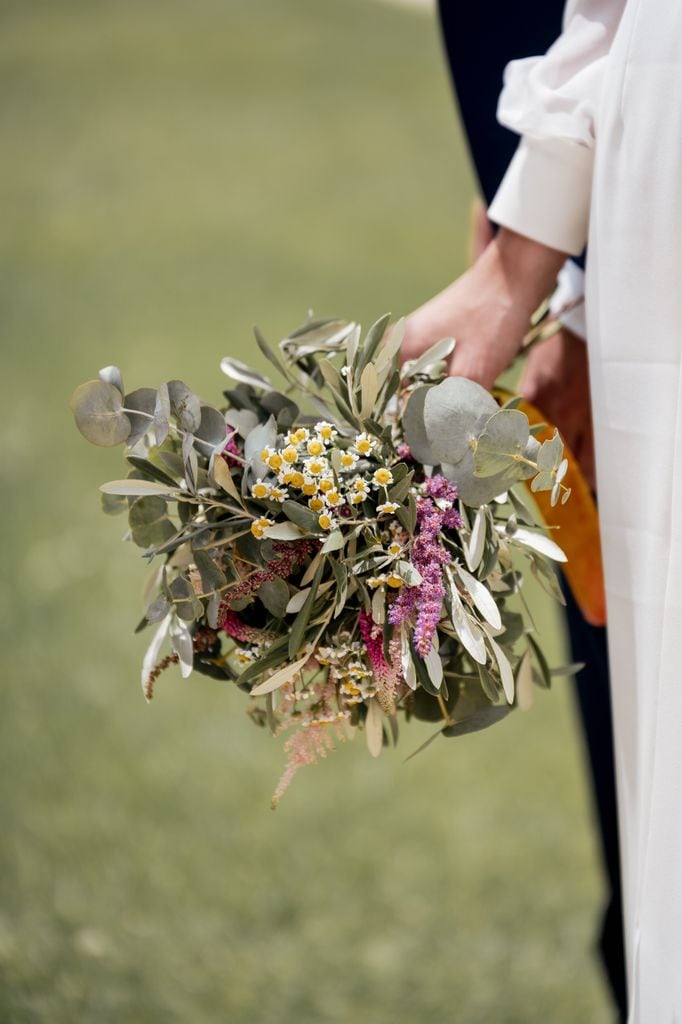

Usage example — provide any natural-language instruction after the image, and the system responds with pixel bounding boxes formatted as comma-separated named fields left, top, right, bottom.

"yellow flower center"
left=302, top=481, right=318, bottom=496
left=289, top=471, right=305, bottom=489
left=355, top=439, right=372, bottom=455
left=307, top=459, right=325, bottom=476
left=251, top=482, right=269, bottom=499
left=319, top=425, right=334, bottom=440
left=386, top=574, right=403, bottom=589
left=294, top=428, right=309, bottom=443
left=267, top=453, right=283, bottom=472
left=373, top=467, right=393, bottom=487
left=326, top=490, right=342, bottom=506
left=318, top=514, right=333, bottom=530
left=307, top=439, right=324, bottom=457
left=318, top=478, right=334, bottom=493
left=340, top=452, right=356, bottom=467
left=308, top=497, right=325, bottom=512
left=282, top=445, right=299, bottom=464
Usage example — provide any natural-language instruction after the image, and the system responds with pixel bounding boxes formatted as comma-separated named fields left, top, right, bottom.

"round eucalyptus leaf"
left=70, top=379, right=132, bottom=447
left=195, top=404, right=228, bottom=449
left=167, top=380, right=202, bottom=433
left=129, top=495, right=176, bottom=548
left=99, top=365, right=124, bottom=395
left=402, top=386, right=436, bottom=465
left=442, top=453, right=512, bottom=507
left=125, top=387, right=157, bottom=446
left=423, top=377, right=498, bottom=466
left=473, top=409, right=530, bottom=479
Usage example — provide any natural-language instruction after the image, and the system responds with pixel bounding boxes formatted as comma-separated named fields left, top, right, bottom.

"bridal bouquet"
left=71, top=315, right=573, bottom=805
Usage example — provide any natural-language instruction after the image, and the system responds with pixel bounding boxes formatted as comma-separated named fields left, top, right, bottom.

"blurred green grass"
left=0, top=1, right=612, bottom=1021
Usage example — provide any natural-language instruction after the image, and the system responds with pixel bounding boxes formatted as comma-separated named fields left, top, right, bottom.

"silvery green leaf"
left=356, top=313, right=391, bottom=375
left=211, top=455, right=244, bottom=508
left=153, top=383, right=170, bottom=446
left=483, top=627, right=514, bottom=704
left=169, top=576, right=198, bottom=622
left=515, top=649, right=534, bottom=711
left=387, top=471, right=414, bottom=505
left=167, top=380, right=201, bottom=433
left=195, top=405, right=227, bottom=451
left=250, top=653, right=310, bottom=696
left=122, top=385, right=157, bottom=446
left=263, top=522, right=304, bottom=541
left=424, top=638, right=443, bottom=691
left=224, top=408, right=259, bottom=438
left=129, top=496, right=176, bottom=548
left=512, top=527, right=567, bottom=562
left=374, top=317, right=405, bottom=381
left=141, top=614, right=171, bottom=699
left=524, top=435, right=541, bottom=462
left=402, top=386, right=436, bottom=465
left=371, top=585, right=385, bottom=625
left=556, top=458, right=568, bottom=484
left=529, top=554, right=566, bottom=605
left=192, top=549, right=227, bottom=593
left=146, top=594, right=170, bottom=624
left=286, top=588, right=311, bottom=615
left=70, top=379, right=132, bottom=447
left=441, top=705, right=510, bottom=738
left=477, top=663, right=501, bottom=702
left=99, top=365, right=124, bottom=395
left=244, top=416, right=277, bottom=471
left=456, top=565, right=501, bottom=629
left=100, top=478, right=180, bottom=497
left=257, top=577, right=290, bottom=618
left=550, top=480, right=561, bottom=507
left=281, top=499, right=319, bottom=532
left=442, top=454, right=511, bottom=507
left=169, top=615, right=193, bottom=679
left=473, top=409, right=531, bottom=479
left=396, top=560, right=423, bottom=586
left=447, top=573, right=486, bottom=664
left=549, top=661, right=585, bottom=678
left=207, top=592, right=222, bottom=630
left=219, top=356, right=274, bottom=392
left=401, top=336, right=455, bottom=379
left=530, top=469, right=554, bottom=492
left=537, top=429, right=563, bottom=471
left=101, top=492, right=128, bottom=516
left=399, top=628, right=418, bottom=691
left=508, top=487, right=538, bottom=526
left=360, top=362, right=379, bottom=420
left=366, top=698, right=384, bottom=758
left=466, top=506, right=487, bottom=571
left=254, top=325, right=290, bottom=381
left=423, top=377, right=498, bottom=465
left=321, top=530, right=344, bottom=553
left=561, top=487, right=571, bottom=505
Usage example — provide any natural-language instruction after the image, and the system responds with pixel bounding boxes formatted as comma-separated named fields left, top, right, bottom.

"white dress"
left=488, top=2, right=682, bottom=1019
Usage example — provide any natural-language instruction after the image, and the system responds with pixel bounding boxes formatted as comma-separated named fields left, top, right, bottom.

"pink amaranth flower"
left=221, top=428, right=242, bottom=468
left=219, top=540, right=316, bottom=620
left=387, top=475, right=463, bottom=657
left=358, top=611, right=403, bottom=708
left=396, top=443, right=412, bottom=461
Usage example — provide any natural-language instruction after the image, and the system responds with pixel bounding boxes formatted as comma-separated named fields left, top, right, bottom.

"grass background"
left=0, top=1, right=613, bottom=1020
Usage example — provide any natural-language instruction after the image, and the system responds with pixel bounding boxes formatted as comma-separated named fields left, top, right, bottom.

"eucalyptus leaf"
left=365, top=698, right=385, bottom=758
left=167, top=380, right=202, bottom=433
left=473, top=409, right=531, bottom=479
left=423, top=377, right=497, bottom=466
left=192, top=548, right=227, bottom=593
left=441, top=705, right=510, bottom=738
left=100, top=479, right=180, bottom=497
left=402, top=386, right=435, bottom=465
left=99, top=365, right=124, bottom=395
left=70, top=379, right=132, bottom=447
left=124, top=387, right=157, bottom=446
left=257, top=577, right=290, bottom=618
left=129, top=496, right=176, bottom=548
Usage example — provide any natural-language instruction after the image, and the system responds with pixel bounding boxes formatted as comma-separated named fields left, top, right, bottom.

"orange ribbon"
left=494, top=389, right=606, bottom=627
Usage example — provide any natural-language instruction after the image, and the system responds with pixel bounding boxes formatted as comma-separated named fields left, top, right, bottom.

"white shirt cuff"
left=488, top=136, right=593, bottom=257
left=549, top=260, right=587, bottom=341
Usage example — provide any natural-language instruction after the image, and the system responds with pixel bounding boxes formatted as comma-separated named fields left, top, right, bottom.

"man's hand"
left=402, top=228, right=567, bottom=391
left=520, top=327, right=596, bottom=490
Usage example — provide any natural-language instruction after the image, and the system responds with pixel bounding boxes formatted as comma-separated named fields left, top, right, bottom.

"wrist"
left=492, top=228, right=568, bottom=317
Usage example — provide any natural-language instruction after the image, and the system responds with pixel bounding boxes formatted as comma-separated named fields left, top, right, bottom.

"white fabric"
left=490, top=2, right=682, bottom=1019
left=550, top=261, right=587, bottom=340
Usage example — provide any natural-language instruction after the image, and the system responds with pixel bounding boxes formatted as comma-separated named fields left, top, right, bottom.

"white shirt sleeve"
left=550, top=260, right=587, bottom=340
left=488, top=0, right=627, bottom=256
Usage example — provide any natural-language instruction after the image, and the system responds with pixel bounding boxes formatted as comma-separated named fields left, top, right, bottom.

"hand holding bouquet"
left=71, top=315, right=574, bottom=805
